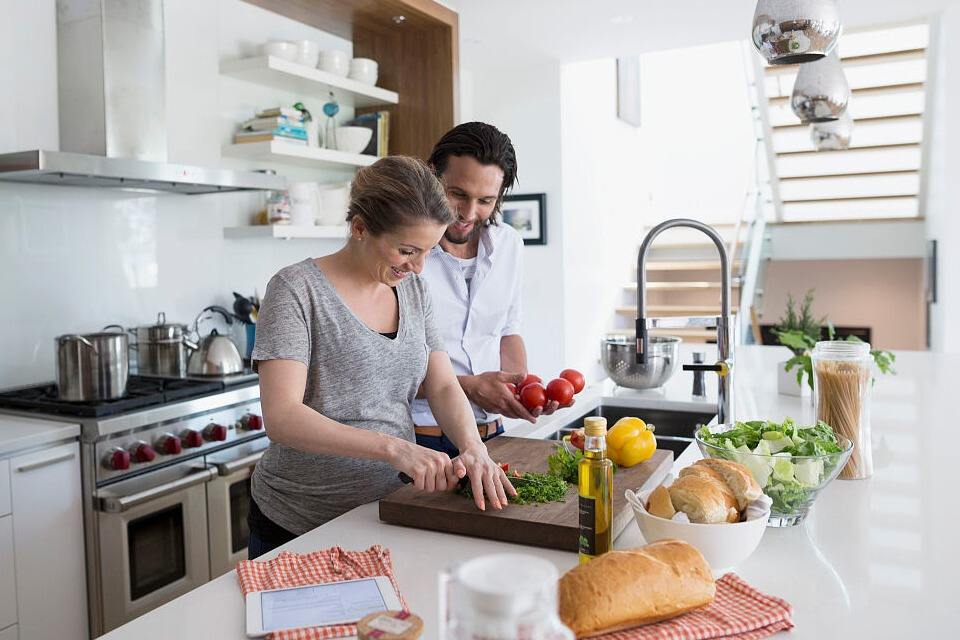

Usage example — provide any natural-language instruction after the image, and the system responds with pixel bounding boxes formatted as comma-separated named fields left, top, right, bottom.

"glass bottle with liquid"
left=578, top=416, right=613, bottom=563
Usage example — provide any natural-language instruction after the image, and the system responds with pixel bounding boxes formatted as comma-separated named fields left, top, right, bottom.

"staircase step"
left=623, top=282, right=740, bottom=291
left=642, top=260, right=741, bottom=271
left=615, top=306, right=734, bottom=317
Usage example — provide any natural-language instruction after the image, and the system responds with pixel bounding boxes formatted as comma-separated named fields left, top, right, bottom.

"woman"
left=248, top=156, right=515, bottom=558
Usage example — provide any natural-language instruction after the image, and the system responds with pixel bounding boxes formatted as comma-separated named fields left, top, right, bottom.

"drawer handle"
left=15, top=451, right=75, bottom=473
left=98, top=467, right=215, bottom=513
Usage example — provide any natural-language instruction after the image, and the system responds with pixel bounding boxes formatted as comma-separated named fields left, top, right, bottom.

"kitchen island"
left=99, top=345, right=955, bottom=639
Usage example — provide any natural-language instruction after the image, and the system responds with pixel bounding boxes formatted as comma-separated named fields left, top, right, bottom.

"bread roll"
left=667, top=475, right=736, bottom=524
left=645, top=485, right=675, bottom=519
left=558, top=540, right=715, bottom=638
left=695, top=458, right=762, bottom=510
left=678, top=465, right=739, bottom=522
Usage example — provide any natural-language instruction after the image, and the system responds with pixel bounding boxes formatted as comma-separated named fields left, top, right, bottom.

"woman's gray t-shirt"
left=250, top=258, right=445, bottom=534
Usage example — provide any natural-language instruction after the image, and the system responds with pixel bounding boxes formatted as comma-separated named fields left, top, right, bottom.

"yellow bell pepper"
left=606, top=417, right=657, bottom=467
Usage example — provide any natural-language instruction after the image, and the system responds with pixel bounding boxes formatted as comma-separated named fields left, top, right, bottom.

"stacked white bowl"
left=319, top=50, right=350, bottom=77
left=348, top=58, right=378, bottom=85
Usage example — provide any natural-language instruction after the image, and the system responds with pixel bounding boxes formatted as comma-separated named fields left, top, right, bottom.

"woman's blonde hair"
left=346, top=155, right=453, bottom=235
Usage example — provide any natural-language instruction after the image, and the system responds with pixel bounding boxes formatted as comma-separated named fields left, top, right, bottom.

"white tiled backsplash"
left=0, top=0, right=358, bottom=388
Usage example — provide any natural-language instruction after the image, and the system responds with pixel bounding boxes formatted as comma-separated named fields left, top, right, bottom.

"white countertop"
left=0, top=413, right=80, bottom=458
left=100, top=345, right=956, bottom=639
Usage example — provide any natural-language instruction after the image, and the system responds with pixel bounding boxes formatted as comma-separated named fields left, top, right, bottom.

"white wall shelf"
left=220, top=56, right=399, bottom=108
left=222, top=141, right=377, bottom=169
left=223, top=225, right=348, bottom=240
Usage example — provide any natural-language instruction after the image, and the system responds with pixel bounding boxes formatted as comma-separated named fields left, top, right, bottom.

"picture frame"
left=500, top=193, right=547, bottom=246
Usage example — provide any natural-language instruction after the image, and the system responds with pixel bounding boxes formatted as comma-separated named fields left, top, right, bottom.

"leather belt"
left=414, top=419, right=503, bottom=439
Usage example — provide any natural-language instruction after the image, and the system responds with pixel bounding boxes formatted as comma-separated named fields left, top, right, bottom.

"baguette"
left=678, top=465, right=740, bottom=522
left=645, top=485, right=676, bottom=519
left=667, top=475, right=736, bottom=524
left=694, top=458, right=762, bottom=510
left=558, top=540, right=715, bottom=638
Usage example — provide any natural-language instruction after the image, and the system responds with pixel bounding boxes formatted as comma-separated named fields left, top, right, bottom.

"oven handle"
left=215, top=450, right=265, bottom=476
left=98, top=467, right=215, bottom=513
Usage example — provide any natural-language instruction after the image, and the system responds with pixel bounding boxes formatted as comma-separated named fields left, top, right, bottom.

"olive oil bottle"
left=578, top=416, right=613, bottom=564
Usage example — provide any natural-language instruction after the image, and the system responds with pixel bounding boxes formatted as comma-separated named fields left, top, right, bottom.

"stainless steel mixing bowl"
left=601, top=334, right=682, bottom=389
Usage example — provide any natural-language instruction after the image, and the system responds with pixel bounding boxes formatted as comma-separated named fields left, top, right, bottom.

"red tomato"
left=570, top=429, right=585, bottom=451
left=520, top=374, right=542, bottom=389
left=498, top=462, right=509, bottom=472
left=519, top=383, right=546, bottom=411
left=504, top=382, right=518, bottom=395
left=559, top=368, right=586, bottom=394
left=545, top=378, right=575, bottom=407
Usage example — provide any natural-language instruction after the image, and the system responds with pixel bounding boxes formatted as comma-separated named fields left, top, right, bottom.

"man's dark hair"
left=427, top=122, right=518, bottom=213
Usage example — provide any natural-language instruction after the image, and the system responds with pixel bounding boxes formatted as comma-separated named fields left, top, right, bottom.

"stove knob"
left=105, top=448, right=130, bottom=471
left=182, top=429, right=204, bottom=449
left=204, top=423, right=228, bottom=442
left=242, top=414, right=264, bottom=431
left=131, top=442, right=156, bottom=463
left=157, top=434, right=182, bottom=455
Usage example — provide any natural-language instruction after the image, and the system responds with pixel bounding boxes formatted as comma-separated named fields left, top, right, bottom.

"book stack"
left=345, top=110, right=390, bottom=157
left=234, top=107, right=308, bottom=145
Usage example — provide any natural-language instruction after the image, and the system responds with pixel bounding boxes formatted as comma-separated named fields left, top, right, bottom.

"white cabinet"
left=9, top=442, right=87, bottom=640
left=0, top=624, right=18, bottom=640
left=0, top=459, right=10, bottom=516
left=0, top=516, right=17, bottom=631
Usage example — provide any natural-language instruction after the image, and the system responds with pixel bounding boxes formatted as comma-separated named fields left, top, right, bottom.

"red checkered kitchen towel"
left=597, top=573, right=793, bottom=640
left=235, top=545, right=407, bottom=640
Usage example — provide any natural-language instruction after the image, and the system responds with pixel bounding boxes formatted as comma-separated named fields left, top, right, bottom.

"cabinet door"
left=0, top=459, right=10, bottom=516
left=10, top=443, right=87, bottom=640
left=0, top=516, right=17, bottom=630
left=0, top=624, right=17, bottom=640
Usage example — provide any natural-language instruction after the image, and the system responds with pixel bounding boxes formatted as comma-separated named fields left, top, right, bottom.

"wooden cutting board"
left=378, top=437, right=673, bottom=551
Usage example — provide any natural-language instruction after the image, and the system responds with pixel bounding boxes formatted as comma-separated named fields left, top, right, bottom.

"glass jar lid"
left=813, top=340, right=870, bottom=359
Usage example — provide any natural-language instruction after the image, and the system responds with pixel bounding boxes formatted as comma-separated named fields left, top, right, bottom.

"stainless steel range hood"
left=0, top=0, right=283, bottom=195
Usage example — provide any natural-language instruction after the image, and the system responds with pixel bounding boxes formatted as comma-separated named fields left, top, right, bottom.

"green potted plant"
left=772, top=290, right=823, bottom=396
left=773, top=289, right=896, bottom=395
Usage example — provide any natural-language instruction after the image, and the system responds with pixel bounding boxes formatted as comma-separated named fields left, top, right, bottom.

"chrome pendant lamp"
left=791, top=50, right=849, bottom=123
left=752, top=0, right=841, bottom=65
left=810, top=109, right=853, bottom=150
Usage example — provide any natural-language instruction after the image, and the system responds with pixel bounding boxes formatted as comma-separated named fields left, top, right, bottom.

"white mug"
left=317, top=183, right=351, bottom=226
left=288, top=182, right=322, bottom=226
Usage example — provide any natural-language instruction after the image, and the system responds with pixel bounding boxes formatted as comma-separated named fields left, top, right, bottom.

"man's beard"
left=444, top=219, right=482, bottom=245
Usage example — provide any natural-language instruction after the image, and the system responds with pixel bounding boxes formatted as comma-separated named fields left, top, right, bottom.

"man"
left=411, top=122, right=562, bottom=457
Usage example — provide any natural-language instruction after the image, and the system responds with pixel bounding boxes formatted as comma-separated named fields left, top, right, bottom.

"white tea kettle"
left=288, top=181, right=322, bottom=227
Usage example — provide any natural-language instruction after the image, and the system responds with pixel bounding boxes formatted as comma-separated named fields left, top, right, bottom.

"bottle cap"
left=584, top=416, right=607, bottom=437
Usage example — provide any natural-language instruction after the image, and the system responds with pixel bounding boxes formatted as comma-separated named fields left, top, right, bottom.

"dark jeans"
left=247, top=496, right=297, bottom=560
left=415, top=425, right=504, bottom=458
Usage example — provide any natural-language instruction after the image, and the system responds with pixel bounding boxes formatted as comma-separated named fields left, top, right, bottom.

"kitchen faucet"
left=635, top=219, right=735, bottom=424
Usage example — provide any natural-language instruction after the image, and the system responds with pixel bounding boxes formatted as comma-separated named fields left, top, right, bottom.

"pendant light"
left=752, top=0, right=841, bottom=65
left=791, top=50, right=849, bottom=123
left=810, top=109, right=853, bottom=150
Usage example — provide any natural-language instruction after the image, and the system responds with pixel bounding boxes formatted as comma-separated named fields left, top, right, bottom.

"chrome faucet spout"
left=635, top=218, right=735, bottom=423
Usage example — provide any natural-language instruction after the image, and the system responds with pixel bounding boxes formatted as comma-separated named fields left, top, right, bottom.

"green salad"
left=697, top=418, right=846, bottom=514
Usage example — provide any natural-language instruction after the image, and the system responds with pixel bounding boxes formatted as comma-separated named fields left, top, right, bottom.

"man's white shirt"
left=411, top=221, right=524, bottom=426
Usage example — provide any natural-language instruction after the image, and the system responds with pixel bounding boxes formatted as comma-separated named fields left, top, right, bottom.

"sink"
left=545, top=404, right=716, bottom=458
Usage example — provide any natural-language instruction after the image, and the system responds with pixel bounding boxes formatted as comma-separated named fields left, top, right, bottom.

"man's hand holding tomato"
left=460, top=371, right=540, bottom=422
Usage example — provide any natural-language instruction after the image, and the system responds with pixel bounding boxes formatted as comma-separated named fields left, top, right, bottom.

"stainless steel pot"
left=601, top=334, right=681, bottom=389
left=56, top=328, right=129, bottom=401
left=133, top=312, right=197, bottom=378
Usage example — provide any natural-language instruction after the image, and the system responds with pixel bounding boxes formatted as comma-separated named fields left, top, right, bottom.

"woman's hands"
left=387, top=439, right=458, bottom=492
left=452, top=442, right=517, bottom=511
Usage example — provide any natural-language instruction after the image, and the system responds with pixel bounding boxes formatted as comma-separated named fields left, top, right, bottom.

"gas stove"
left=0, top=371, right=268, bottom=635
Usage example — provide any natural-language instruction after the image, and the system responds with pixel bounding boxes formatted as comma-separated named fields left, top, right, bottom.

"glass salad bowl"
left=695, top=421, right=854, bottom=527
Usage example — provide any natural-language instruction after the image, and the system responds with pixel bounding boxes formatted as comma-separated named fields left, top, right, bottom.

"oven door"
left=206, top=437, right=268, bottom=578
left=96, top=462, right=214, bottom=633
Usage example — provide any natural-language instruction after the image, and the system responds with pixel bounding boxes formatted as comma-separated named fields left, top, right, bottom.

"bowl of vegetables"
left=695, top=419, right=853, bottom=527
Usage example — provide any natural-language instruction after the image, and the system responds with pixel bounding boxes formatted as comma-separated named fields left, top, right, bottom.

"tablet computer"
left=245, top=575, right=402, bottom=637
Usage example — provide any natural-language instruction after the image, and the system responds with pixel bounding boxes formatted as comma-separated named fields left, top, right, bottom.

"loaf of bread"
left=694, top=458, right=762, bottom=510
left=558, top=540, right=715, bottom=638
left=645, top=485, right=675, bottom=519
left=678, top=465, right=739, bottom=522
left=668, top=475, right=738, bottom=524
